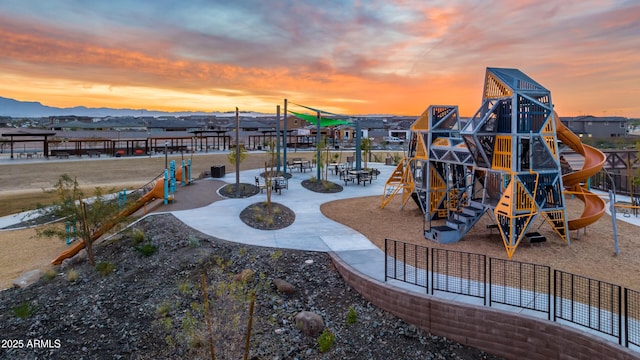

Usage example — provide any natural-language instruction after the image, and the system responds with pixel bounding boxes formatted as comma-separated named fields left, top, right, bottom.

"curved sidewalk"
left=169, top=165, right=392, bottom=282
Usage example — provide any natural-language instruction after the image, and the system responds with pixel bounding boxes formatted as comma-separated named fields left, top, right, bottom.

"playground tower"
left=383, top=68, right=573, bottom=258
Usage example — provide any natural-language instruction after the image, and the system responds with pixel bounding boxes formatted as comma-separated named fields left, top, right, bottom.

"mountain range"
left=0, top=96, right=268, bottom=118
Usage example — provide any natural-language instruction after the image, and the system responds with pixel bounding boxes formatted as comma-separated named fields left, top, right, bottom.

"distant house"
left=561, top=115, right=629, bottom=138
left=0, top=116, right=10, bottom=127
left=48, top=115, right=92, bottom=126
left=146, top=118, right=205, bottom=133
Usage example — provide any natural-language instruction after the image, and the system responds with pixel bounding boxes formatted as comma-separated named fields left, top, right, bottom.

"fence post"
left=384, top=238, right=388, bottom=282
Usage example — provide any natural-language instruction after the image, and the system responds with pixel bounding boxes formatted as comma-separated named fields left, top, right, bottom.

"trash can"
left=385, top=157, right=393, bottom=165
left=211, top=165, right=225, bottom=178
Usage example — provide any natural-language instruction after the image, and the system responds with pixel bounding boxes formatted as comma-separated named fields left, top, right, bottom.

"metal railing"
left=554, top=270, right=622, bottom=343
left=490, top=258, right=551, bottom=319
left=625, top=288, right=640, bottom=348
left=384, top=239, right=428, bottom=290
left=431, top=248, right=486, bottom=304
left=383, top=238, right=639, bottom=350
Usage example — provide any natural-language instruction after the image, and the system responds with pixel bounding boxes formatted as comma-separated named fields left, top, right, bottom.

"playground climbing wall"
left=382, top=67, right=605, bottom=258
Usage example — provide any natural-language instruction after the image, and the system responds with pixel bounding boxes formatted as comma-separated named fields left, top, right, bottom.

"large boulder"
left=13, top=269, right=44, bottom=289
left=294, top=311, right=324, bottom=337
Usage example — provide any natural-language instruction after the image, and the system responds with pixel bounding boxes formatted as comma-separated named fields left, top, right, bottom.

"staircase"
left=424, top=200, right=486, bottom=244
left=381, top=160, right=414, bottom=209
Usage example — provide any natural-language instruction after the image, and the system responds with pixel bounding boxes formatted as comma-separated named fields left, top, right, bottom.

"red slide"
left=554, top=113, right=606, bottom=230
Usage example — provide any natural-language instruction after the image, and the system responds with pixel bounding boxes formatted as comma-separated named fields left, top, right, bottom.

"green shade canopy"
left=289, top=111, right=352, bottom=127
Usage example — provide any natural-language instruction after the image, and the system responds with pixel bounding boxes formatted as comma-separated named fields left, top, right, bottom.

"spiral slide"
left=50, top=179, right=166, bottom=265
left=554, top=114, right=606, bottom=230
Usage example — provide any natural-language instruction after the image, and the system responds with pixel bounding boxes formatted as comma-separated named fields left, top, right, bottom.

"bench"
left=56, top=152, right=70, bottom=159
left=344, top=173, right=356, bottom=185
left=358, top=172, right=372, bottom=186
left=255, top=177, right=266, bottom=193
left=272, top=177, right=288, bottom=195
left=87, top=150, right=101, bottom=158
left=525, top=232, right=546, bottom=246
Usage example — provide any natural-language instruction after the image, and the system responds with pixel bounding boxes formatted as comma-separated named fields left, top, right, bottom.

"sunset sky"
left=0, top=0, right=638, bottom=117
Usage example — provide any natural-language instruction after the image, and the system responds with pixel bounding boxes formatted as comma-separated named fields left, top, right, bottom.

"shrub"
left=67, top=269, right=79, bottom=282
left=323, top=181, right=334, bottom=190
left=95, top=261, right=116, bottom=276
left=178, top=281, right=193, bottom=295
left=135, top=243, right=158, bottom=257
left=13, top=302, right=36, bottom=319
left=131, top=228, right=146, bottom=245
left=346, top=306, right=357, bottom=325
left=317, top=328, right=335, bottom=353
left=187, top=235, right=200, bottom=248
left=42, top=268, right=57, bottom=281
left=156, top=302, right=172, bottom=317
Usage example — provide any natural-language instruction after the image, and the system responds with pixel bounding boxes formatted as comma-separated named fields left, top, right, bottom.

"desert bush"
left=13, top=302, right=36, bottom=319
left=95, top=261, right=116, bottom=276
left=317, top=328, right=335, bottom=353
left=346, top=306, right=357, bottom=325
left=135, top=242, right=158, bottom=257
left=67, top=269, right=79, bottom=282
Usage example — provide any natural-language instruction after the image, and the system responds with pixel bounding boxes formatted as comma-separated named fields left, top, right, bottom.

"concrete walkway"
left=169, top=164, right=393, bottom=282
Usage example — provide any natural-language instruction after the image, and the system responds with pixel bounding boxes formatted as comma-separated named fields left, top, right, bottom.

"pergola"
left=0, top=129, right=57, bottom=159
left=190, top=130, right=232, bottom=151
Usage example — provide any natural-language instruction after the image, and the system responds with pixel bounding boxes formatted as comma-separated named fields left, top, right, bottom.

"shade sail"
left=289, top=111, right=352, bottom=127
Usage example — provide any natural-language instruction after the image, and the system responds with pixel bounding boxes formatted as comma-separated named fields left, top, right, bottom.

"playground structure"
left=51, top=159, right=192, bottom=265
left=382, top=68, right=606, bottom=258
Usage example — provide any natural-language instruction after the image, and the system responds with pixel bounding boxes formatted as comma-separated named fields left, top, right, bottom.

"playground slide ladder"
left=381, top=159, right=415, bottom=209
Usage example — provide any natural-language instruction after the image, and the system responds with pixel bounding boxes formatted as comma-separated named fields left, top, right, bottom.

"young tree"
left=361, top=137, right=372, bottom=169
left=227, top=145, right=248, bottom=194
left=37, top=174, right=122, bottom=266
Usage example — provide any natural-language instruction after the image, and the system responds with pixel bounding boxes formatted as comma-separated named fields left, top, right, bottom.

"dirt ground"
left=1, top=153, right=639, bottom=292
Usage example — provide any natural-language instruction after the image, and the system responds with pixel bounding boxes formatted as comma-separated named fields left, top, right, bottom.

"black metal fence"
left=490, top=258, right=551, bottom=319
left=384, top=239, right=428, bottom=290
left=383, top=238, right=639, bottom=351
left=554, top=270, right=622, bottom=344
left=432, top=248, right=486, bottom=304
left=626, top=289, right=640, bottom=348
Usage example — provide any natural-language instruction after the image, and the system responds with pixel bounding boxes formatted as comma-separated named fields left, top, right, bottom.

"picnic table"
left=272, top=176, right=288, bottom=195
left=345, top=170, right=372, bottom=186
left=289, top=159, right=311, bottom=172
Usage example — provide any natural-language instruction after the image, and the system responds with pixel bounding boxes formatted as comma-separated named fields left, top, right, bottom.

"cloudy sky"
left=0, top=0, right=638, bottom=117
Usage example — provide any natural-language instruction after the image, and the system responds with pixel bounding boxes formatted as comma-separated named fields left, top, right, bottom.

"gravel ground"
left=0, top=214, right=502, bottom=360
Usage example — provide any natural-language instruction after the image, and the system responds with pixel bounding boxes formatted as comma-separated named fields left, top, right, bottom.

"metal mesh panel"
left=432, top=248, right=485, bottom=301
left=554, top=270, right=621, bottom=342
left=626, top=289, right=640, bottom=348
left=384, top=239, right=428, bottom=290
left=490, top=258, right=550, bottom=319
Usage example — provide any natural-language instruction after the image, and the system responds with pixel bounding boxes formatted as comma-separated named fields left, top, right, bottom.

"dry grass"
left=0, top=228, right=68, bottom=289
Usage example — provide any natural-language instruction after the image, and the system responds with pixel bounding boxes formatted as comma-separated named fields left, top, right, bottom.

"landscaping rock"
left=273, top=278, right=295, bottom=294
left=295, top=311, right=325, bottom=337
left=12, top=269, right=43, bottom=289
left=234, top=268, right=254, bottom=282
left=0, top=214, right=503, bottom=359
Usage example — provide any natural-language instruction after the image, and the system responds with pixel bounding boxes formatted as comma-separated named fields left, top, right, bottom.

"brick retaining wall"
left=329, top=253, right=639, bottom=360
